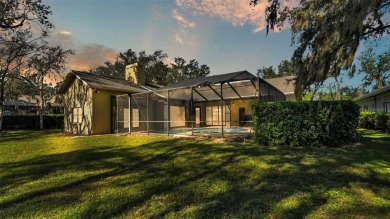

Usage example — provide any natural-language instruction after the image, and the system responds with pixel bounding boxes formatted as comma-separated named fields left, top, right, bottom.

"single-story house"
left=354, top=84, right=390, bottom=112
left=3, top=95, right=62, bottom=115
left=58, top=65, right=287, bottom=135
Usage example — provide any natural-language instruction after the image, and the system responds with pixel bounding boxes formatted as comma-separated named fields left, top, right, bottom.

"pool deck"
left=127, top=126, right=253, bottom=138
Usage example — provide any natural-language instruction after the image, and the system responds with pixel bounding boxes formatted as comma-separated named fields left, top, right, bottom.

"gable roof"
left=4, top=95, right=61, bottom=107
left=354, top=84, right=390, bottom=102
left=57, top=71, right=148, bottom=94
left=265, top=76, right=296, bottom=94
left=160, top=70, right=258, bottom=90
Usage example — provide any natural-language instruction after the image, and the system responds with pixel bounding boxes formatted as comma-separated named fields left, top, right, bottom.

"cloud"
left=174, top=32, right=184, bottom=45
left=67, top=44, right=117, bottom=71
left=172, top=9, right=197, bottom=29
left=48, top=31, right=76, bottom=49
left=175, top=0, right=298, bottom=33
left=58, top=31, right=72, bottom=36
left=172, top=8, right=198, bottom=46
left=47, top=31, right=117, bottom=73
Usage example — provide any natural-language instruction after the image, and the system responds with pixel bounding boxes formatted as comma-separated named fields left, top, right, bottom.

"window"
left=206, top=106, right=212, bottom=125
left=124, top=108, right=129, bottom=128
left=72, top=107, right=82, bottom=124
left=205, top=106, right=227, bottom=126
left=195, top=107, right=200, bottom=125
left=132, top=109, right=139, bottom=128
left=384, top=102, right=389, bottom=113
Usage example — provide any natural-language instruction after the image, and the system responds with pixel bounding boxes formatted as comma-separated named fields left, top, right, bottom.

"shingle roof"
left=354, top=84, right=390, bottom=102
left=3, top=99, right=37, bottom=107
left=57, top=71, right=148, bottom=94
left=160, top=70, right=258, bottom=90
left=4, top=95, right=61, bottom=107
left=265, top=76, right=296, bottom=94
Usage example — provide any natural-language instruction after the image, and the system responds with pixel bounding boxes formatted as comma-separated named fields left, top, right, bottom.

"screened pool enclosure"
left=112, top=71, right=286, bottom=136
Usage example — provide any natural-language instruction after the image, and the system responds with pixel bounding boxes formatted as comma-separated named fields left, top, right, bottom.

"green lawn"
left=0, top=130, right=389, bottom=218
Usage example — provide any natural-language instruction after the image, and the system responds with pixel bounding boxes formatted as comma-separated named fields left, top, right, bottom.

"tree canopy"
left=252, top=0, right=390, bottom=100
left=0, top=0, right=62, bottom=132
left=0, top=0, right=52, bottom=29
left=257, top=59, right=295, bottom=79
left=91, top=49, right=210, bottom=86
left=357, top=47, right=390, bottom=90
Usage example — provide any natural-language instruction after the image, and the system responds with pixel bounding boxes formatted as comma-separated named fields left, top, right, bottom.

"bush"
left=3, top=115, right=64, bottom=130
left=359, top=112, right=390, bottom=133
left=359, top=112, right=375, bottom=129
left=252, top=101, right=360, bottom=147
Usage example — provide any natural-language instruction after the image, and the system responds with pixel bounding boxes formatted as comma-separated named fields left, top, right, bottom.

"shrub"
left=3, top=115, right=64, bottom=130
left=359, top=112, right=390, bottom=133
left=252, top=101, right=360, bottom=147
left=374, top=113, right=389, bottom=130
left=359, top=111, right=375, bottom=129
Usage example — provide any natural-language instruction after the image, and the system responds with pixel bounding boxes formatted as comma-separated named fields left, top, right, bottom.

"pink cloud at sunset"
left=67, top=44, right=117, bottom=71
left=172, top=9, right=197, bottom=29
left=48, top=31, right=118, bottom=73
left=176, top=0, right=299, bottom=33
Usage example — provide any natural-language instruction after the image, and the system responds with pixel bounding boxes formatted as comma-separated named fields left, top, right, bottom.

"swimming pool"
left=154, top=127, right=250, bottom=135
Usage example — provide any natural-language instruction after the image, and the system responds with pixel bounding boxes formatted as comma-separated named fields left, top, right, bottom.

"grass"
left=0, top=129, right=389, bottom=218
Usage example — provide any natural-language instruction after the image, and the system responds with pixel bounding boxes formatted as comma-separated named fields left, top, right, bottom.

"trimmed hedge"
left=359, top=112, right=390, bottom=133
left=2, top=115, right=64, bottom=130
left=252, top=101, right=360, bottom=147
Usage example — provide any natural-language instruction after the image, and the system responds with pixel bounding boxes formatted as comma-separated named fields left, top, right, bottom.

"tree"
left=252, top=0, right=390, bottom=100
left=357, top=47, right=390, bottom=90
left=0, top=30, right=38, bottom=132
left=3, top=73, right=30, bottom=103
left=168, top=58, right=210, bottom=84
left=256, top=66, right=277, bottom=79
left=24, top=44, right=73, bottom=130
left=341, top=86, right=366, bottom=100
left=277, top=60, right=295, bottom=77
left=91, top=49, right=210, bottom=85
left=256, top=60, right=294, bottom=79
left=91, top=49, right=171, bottom=85
left=0, top=0, right=53, bottom=133
left=168, top=57, right=187, bottom=84
left=251, top=0, right=280, bottom=36
left=0, top=0, right=52, bottom=30
left=140, top=50, right=170, bottom=85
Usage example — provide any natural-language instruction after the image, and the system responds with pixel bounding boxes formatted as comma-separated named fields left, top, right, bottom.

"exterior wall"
left=92, top=90, right=128, bottom=134
left=193, top=98, right=258, bottom=127
left=63, top=78, right=93, bottom=135
left=230, top=99, right=258, bottom=126
left=356, top=91, right=390, bottom=112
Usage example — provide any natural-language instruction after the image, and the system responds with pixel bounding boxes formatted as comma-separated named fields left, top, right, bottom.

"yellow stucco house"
left=58, top=67, right=287, bottom=135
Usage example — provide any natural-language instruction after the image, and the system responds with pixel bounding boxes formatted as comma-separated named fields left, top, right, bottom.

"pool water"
left=156, top=127, right=249, bottom=135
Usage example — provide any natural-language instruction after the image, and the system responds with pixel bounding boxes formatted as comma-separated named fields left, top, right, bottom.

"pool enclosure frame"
left=113, top=71, right=285, bottom=137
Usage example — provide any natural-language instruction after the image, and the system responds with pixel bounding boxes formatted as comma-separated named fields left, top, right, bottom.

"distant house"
left=354, top=85, right=390, bottom=112
left=3, top=95, right=62, bottom=116
left=265, top=76, right=296, bottom=101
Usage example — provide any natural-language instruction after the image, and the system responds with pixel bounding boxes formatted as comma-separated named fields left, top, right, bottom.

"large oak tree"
left=252, top=0, right=390, bottom=100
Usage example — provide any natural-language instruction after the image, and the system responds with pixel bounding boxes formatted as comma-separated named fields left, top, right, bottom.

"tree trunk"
left=39, top=77, right=44, bottom=131
left=0, top=104, right=3, bottom=134
left=294, top=86, right=303, bottom=101
left=0, top=74, right=6, bottom=133
left=335, top=76, right=341, bottom=100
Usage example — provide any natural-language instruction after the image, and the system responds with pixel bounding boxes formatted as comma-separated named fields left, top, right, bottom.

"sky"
left=43, top=0, right=389, bottom=88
